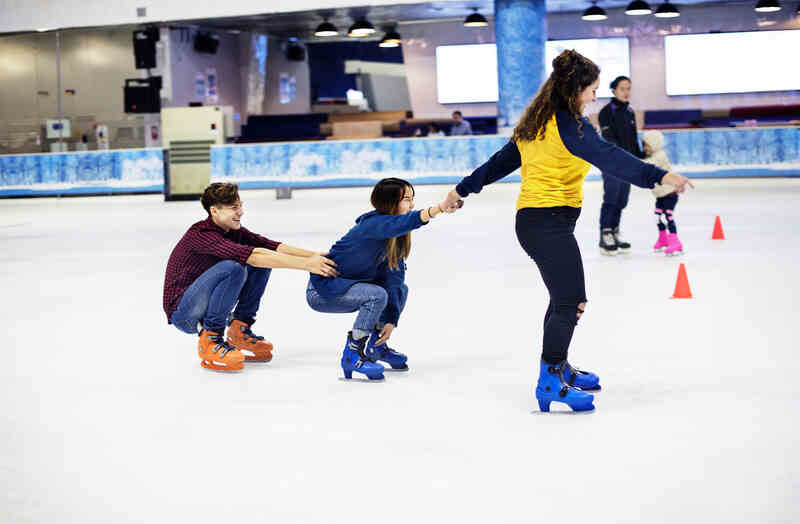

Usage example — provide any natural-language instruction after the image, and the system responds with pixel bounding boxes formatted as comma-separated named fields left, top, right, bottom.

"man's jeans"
left=171, top=260, right=271, bottom=334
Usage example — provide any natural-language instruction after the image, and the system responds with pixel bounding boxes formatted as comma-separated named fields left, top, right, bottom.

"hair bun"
left=552, top=49, right=578, bottom=74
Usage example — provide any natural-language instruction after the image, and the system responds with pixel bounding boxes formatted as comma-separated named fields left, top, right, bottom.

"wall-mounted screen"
left=435, top=44, right=499, bottom=104
left=435, top=38, right=630, bottom=104
left=665, top=30, right=800, bottom=95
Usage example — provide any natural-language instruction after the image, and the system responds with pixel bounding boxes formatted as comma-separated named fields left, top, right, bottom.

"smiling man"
left=163, top=182, right=338, bottom=372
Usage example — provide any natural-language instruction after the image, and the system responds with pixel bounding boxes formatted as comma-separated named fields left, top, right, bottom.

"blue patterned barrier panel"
left=1, top=128, right=798, bottom=197
left=0, top=149, right=164, bottom=197
left=211, top=128, right=800, bottom=189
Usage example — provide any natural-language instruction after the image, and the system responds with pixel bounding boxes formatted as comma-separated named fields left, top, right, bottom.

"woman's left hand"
left=661, top=172, right=694, bottom=193
left=442, top=188, right=464, bottom=212
left=376, top=323, right=395, bottom=345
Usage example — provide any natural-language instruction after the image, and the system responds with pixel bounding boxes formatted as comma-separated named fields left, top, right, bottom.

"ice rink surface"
left=2, top=178, right=798, bottom=523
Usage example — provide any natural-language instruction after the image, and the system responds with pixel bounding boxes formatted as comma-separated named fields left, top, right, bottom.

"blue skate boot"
left=341, top=332, right=385, bottom=380
left=536, top=360, right=595, bottom=412
left=561, top=361, right=601, bottom=391
left=366, top=329, right=408, bottom=371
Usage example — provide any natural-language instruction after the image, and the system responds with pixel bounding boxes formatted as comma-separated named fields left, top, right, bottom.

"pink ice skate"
left=653, top=230, right=669, bottom=252
left=665, top=233, right=683, bottom=256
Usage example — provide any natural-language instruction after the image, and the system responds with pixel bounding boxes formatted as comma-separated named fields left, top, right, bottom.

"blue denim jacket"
left=309, top=210, right=426, bottom=325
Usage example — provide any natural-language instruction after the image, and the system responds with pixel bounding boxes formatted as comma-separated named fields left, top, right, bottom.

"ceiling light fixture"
left=582, top=2, right=608, bottom=21
left=348, top=19, right=375, bottom=37
left=314, top=20, right=338, bottom=37
left=625, top=0, right=653, bottom=15
left=379, top=29, right=402, bottom=48
left=654, top=1, right=680, bottom=17
left=754, top=0, right=781, bottom=12
left=464, top=8, right=489, bottom=27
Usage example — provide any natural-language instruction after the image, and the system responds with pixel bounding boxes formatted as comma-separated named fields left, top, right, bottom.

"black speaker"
left=124, top=78, right=161, bottom=113
left=133, top=28, right=159, bottom=69
left=194, top=33, right=219, bottom=54
left=287, top=43, right=305, bottom=62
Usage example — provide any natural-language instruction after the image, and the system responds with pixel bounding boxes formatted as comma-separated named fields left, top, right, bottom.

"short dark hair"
left=201, top=183, right=240, bottom=214
left=452, top=110, right=462, bottom=117
left=610, top=76, right=631, bottom=90
left=428, top=123, right=440, bottom=132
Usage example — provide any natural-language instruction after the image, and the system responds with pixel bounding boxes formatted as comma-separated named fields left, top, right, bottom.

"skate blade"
left=338, top=376, right=385, bottom=383
left=384, top=367, right=409, bottom=373
left=244, top=355, right=273, bottom=362
left=666, top=251, right=684, bottom=256
left=599, top=250, right=617, bottom=256
left=200, top=360, right=244, bottom=372
left=531, top=405, right=595, bottom=415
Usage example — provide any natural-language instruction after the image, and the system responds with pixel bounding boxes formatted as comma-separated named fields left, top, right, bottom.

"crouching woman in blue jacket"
left=307, top=178, right=455, bottom=380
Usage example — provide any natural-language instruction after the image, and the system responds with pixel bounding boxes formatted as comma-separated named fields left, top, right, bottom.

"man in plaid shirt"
left=163, top=183, right=338, bottom=372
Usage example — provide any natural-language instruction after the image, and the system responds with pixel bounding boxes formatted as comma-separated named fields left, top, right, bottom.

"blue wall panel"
left=1, top=127, right=798, bottom=197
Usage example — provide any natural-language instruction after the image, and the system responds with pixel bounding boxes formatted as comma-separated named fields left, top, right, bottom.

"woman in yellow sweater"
left=443, top=50, right=692, bottom=412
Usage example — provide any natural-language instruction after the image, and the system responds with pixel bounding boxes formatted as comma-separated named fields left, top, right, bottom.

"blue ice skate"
left=341, top=332, right=385, bottom=380
left=536, top=361, right=595, bottom=412
left=561, top=361, right=601, bottom=391
left=366, top=329, right=408, bottom=371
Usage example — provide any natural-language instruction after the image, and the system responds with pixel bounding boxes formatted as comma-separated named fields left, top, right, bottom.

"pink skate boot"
left=653, top=230, right=669, bottom=252
left=665, top=233, right=683, bottom=256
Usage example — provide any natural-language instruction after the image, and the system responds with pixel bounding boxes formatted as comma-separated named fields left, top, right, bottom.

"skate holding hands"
left=442, top=188, right=465, bottom=212
left=661, top=172, right=694, bottom=194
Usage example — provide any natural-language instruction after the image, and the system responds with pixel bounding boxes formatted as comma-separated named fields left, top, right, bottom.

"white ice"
left=1, top=178, right=798, bottom=523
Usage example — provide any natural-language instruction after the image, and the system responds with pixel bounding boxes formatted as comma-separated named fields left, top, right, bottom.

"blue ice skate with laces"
left=366, top=329, right=408, bottom=370
left=341, top=332, right=385, bottom=380
left=536, top=360, right=595, bottom=412
left=561, top=361, right=601, bottom=391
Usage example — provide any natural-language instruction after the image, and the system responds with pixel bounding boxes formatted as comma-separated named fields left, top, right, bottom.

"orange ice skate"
left=227, top=319, right=274, bottom=362
left=198, top=329, right=245, bottom=371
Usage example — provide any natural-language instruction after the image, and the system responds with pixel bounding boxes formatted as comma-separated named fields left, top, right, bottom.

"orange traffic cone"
left=712, top=216, right=725, bottom=240
left=671, top=263, right=693, bottom=299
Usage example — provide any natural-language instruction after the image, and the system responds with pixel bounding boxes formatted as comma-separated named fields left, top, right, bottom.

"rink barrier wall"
left=1, top=127, right=798, bottom=197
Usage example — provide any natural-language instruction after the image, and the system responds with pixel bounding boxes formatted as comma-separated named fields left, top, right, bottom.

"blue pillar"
left=495, top=0, right=547, bottom=128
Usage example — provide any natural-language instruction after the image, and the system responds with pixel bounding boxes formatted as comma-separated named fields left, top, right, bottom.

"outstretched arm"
left=557, top=112, right=692, bottom=191
left=246, top=248, right=339, bottom=277
left=456, top=141, right=521, bottom=198
left=442, top=140, right=521, bottom=209
left=277, top=243, right=318, bottom=258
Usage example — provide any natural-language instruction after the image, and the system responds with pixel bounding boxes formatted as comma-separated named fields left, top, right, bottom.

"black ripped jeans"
left=515, top=207, right=587, bottom=364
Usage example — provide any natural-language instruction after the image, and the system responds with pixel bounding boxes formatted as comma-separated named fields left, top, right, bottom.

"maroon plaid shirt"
left=163, top=216, right=281, bottom=322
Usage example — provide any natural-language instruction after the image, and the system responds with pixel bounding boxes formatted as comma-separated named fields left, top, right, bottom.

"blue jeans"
left=170, top=260, right=271, bottom=334
left=600, top=173, right=631, bottom=230
left=306, top=281, right=406, bottom=333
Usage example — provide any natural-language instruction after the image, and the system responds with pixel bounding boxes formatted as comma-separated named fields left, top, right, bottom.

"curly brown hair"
left=511, top=50, right=600, bottom=143
left=201, top=183, right=240, bottom=214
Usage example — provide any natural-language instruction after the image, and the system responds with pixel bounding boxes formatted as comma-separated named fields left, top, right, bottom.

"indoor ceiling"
left=176, top=1, right=752, bottom=40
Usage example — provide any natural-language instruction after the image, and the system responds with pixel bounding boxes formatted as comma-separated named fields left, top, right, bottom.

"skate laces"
left=548, top=364, right=575, bottom=397
left=241, top=324, right=264, bottom=343
left=208, top=333, right=236, bottom=357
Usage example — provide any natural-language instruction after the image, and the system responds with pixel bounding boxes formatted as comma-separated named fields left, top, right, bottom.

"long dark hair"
left=370, top=178, right=413, bottom=270
left=512, top=50, right=600, bottom=143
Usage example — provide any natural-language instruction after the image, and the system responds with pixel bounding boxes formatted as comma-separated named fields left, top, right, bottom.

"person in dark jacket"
left=306, top=178, right=456, bottom=381
left=597, top=75, right=643, bottom=255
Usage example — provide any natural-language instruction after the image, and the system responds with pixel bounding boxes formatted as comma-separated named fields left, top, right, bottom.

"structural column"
left=495, top=0, right=547, bottom=128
